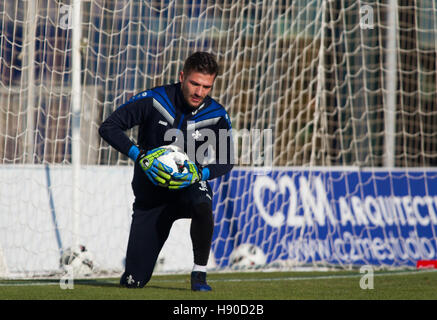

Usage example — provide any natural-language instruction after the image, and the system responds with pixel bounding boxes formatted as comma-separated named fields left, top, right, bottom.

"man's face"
left=179, top=71, right=216, bottom=109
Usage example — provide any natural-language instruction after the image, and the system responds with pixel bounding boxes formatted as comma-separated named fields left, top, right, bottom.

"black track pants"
left=120, top=181, right=213, bottom=288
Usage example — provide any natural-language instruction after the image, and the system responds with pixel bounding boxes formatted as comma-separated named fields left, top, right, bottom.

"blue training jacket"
left=99, top=82, right=234, bottom=205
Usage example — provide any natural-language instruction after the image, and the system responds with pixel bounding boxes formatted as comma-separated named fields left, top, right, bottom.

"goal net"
left=1, top=0, right=437, bottom=277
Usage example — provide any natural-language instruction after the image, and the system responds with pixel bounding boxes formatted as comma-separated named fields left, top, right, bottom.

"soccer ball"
left=229, top=243, right=267, bottom=269
left=158, top=145, right=189, bottom=175
left=60, top=245, right=94, bottom=276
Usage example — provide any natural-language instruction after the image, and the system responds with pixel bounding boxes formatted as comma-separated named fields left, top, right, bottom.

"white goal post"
left=1, top=0, right=437, bottom=277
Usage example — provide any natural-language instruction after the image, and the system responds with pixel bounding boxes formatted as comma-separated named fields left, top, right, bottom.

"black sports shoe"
left=191, top=271, right=212, bottom=291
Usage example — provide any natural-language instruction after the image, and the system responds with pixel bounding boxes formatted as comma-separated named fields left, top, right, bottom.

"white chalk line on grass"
left=0, top=281, right=60, bottom=287
left=1, top=269, right=436, bottom=287
left=208, top=269, right=437, bottom=283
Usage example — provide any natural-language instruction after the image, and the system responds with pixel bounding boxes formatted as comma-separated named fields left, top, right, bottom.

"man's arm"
left=99, top=95, right=175, bottom=186
left=98, top=95, right=150, bottom=161
left=168, top=115, right=234, bottom=190
left=202, top=116, right=234, bottom=180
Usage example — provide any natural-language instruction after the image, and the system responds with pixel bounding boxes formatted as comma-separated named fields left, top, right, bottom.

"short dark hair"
left=183, top=52, right=219, bottom=77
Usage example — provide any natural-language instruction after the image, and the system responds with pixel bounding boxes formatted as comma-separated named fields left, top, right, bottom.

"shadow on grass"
left=71, top=279, right=190, bottom=292
left=143, top=285, right=189, bottom=292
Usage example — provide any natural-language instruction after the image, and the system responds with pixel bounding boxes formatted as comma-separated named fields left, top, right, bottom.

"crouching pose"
left=99, top=52, right=234, bottom=291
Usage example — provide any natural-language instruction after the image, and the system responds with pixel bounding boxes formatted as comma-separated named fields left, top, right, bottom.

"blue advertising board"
left=210, top=168, right=437, bottom=268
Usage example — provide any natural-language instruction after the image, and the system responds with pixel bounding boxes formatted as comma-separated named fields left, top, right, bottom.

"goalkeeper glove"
left=137, top=147, right=174, bottom=186
left=168, top=160, right=205, bottom=190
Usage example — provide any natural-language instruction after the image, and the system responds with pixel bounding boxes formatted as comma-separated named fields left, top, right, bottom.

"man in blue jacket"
left=99, top=52, right=234, bottom=291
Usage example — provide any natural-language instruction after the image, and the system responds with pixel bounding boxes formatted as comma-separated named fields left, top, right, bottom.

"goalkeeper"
left=99, top=52, right=234, bottom=291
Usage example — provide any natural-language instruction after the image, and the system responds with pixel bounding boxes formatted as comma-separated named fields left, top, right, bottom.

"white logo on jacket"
left=192, top=130, right=202, bottom=140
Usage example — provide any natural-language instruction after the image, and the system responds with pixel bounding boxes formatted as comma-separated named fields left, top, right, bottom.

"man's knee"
left=120, top=272, right=152, bottom=288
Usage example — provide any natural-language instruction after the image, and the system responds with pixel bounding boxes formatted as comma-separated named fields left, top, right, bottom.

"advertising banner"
left=211, top=168, right=437, bottom=268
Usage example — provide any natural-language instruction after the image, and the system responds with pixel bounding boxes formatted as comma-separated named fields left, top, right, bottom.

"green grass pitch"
left=1, top=269, right=437, bottom=300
